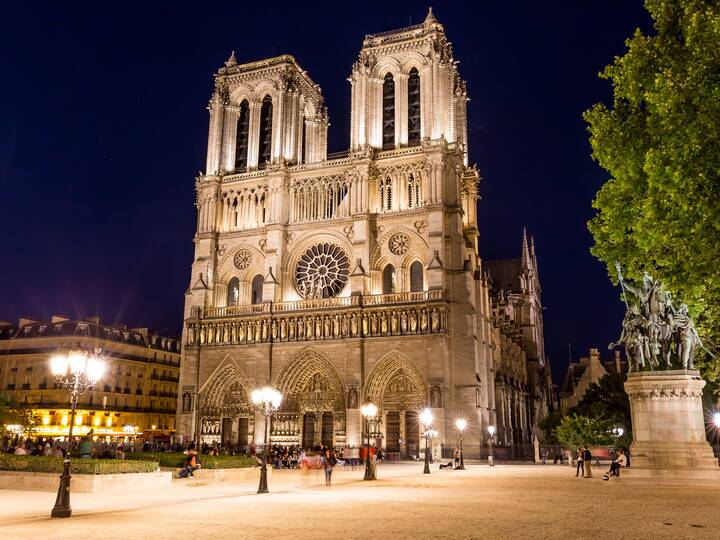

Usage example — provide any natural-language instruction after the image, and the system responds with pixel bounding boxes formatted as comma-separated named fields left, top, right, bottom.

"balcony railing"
left=191, top=290, right=443, bottom=319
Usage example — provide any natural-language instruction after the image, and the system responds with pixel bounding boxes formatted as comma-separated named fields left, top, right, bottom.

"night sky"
left=0, top=2, right=652, bottom=383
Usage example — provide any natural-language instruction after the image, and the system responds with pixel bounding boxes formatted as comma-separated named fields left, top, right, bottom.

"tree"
left=0, top=399, right=40, bottom=437
left=574, top=373, right=632, bottom=431
left=553, top=415, right=617, bottom=450
left=584, top=0, right=720, bottom=383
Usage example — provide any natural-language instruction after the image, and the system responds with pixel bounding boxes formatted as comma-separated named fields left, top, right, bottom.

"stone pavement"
left=1, top=463, right=719, bottom=539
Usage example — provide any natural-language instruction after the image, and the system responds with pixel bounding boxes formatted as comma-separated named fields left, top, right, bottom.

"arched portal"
left=274, top=348, right=346, bottom=449
left=199, top=361, right=254, bottom=450
left=364, top=351, right=427, bottom=458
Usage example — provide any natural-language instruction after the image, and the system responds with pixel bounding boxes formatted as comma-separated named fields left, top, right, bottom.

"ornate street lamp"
left=250, top=386, right=282, bottom=494
left=49, top=349, right=105, bottom=518
left=455, top=418, right=467, bottom=470
left=714, top=412, right=720, bottom=429
left=487, top=425, right=496, bottom=467
left=420, top=408, right=433, bottom=474
left=360, top=402, right=378, bottom=480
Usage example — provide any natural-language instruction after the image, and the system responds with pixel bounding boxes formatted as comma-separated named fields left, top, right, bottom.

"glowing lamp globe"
left=50, top=354, right=69, bottom=376
left=456, top=418, right=467, bottom=432
left=488, top=425, right=496, bottom=436
left=360, top=403, right=378, bottom=419
left=420, top=408, right=433, bottom=427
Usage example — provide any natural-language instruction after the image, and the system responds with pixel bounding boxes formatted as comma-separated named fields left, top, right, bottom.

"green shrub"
left=124, top=452, right=256, bottom=469
left=0, top=455, right=159, bottom=475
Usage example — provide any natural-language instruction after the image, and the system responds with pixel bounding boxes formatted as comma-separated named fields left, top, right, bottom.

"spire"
left=424, top=7, right=438, bottom=25
left=225, top=50, right=237, bottom=67
left=520, top=228, right=531, bottom=270
left=530, top=235, right=538, bottom=268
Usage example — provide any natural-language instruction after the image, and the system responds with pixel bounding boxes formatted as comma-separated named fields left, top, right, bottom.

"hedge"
left=0, top=455, right=160, bottom=475
left=124, top=452, right=257, bottom=469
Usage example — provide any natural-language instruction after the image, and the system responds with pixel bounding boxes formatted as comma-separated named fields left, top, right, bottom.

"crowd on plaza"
left=1, top=434, right=179, bottom=459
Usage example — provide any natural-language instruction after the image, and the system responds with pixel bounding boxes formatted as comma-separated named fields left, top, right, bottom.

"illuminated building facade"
left=177, top=9, right=553, bottom=456
left=0, top=316, right=181, bottom=441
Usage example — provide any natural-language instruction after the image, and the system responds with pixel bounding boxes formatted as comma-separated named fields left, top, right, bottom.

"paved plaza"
left=1, top=463, right=719, bottom=539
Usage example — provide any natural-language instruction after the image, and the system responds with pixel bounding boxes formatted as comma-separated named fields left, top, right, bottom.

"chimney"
left=85, top=316, right=100, bottom=325
left=614, top=350, right=622, bottom=374
left=132, top=327, right=149, bottom=339
left=19, top=317, right=39, bottom=327
left=51, top=315, right=70, bottom=324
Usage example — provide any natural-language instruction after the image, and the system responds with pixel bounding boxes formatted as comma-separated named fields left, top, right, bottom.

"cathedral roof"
left=485, top=258, right=522, bottom=294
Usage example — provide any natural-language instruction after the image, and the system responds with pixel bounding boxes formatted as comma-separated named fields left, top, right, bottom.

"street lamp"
left=49, top=349, right=105, bottom=518
left=360, top=402, right=378, bottom=480
left=420, top=408, right=433, bottom=474
left=487, top=425, right=496, bottom=467
left=250, top=386, right=282, bottom=494
left=455, top=418, right=467, bottom=470
left=713, top=412, right=720, bottom=429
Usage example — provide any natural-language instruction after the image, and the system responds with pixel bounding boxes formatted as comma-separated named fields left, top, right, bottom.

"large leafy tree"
left=584, top=0, right=720, bottom=382
left=574, top=373, right=631, bottom=431
left=553, top=415, right=618, bottom=449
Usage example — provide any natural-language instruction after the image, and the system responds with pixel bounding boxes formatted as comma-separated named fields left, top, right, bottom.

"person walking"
left=453, top=446, right=461, bottom=469
left=583, top=446, right=593, bottom=478
left=575, top=447, right=584, bottom=477
left=322, top=447, right=336, bottom=486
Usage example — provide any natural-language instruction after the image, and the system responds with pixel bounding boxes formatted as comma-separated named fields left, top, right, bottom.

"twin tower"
left=203, top=7, right=468, bottom=177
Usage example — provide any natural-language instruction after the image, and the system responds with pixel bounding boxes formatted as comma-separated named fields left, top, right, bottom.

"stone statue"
left=348, top=387, right=358, bottom=409
left=610, top=266, right=713, bottom=371
left=430, top=385, right=442, bottom=408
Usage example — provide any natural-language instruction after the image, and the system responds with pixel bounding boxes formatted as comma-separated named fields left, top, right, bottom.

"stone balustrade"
left=186, top=291, right=447, bottom=347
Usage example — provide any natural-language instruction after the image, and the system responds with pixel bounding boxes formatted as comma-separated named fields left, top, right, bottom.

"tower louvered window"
left=235, top=100, right=250, bottom=172
left=408, top=68, right=421, bottom=145
left=382, top=73, right=395, bottom=149
left=258, top=95, right=273, bottom=168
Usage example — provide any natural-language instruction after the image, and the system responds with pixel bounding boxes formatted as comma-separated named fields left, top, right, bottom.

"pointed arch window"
left=410, top=261, right=424, bottom=292
left=407, top=174, right=421, bottom=208
left=251, top=274, right=264, bottom=304
left=379, top=177, right=392, bottom=212
left=227, top=277, right=240, bottom=306
left=408, top=68, right=421, bottom=146
left=235, top=100, right=250, bottom=172
left=258, top=95, right=273, bottom=168
left=382, top=264, right=396, bottom=294
left=382, top=73, right=395, bottom=149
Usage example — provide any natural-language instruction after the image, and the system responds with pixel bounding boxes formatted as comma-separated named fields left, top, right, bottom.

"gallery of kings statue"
left=175, top=10, right=556, bottom=459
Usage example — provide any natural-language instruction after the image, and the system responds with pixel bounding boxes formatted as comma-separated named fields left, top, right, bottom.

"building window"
left=258, top=95, right=273, bottom=168
left=235, top=99, right=250, bottom=172
left=382, top=73, right=395, bottom=149
left=251, top=274, right=264, bottom=304
left=379, top=177, right=392, bottom=211
left=410, top=261, right=424, bottom=292
left=407, top=174, right=421, bottom=208
left=227, top=277, right=240, bottom=306
left=382, top=264, right=396, bottom=295
left=408, top=68, right=421, bottom=145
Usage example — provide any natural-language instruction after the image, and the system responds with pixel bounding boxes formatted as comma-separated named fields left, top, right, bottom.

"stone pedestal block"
left=625, top=370, right=719, bottom=480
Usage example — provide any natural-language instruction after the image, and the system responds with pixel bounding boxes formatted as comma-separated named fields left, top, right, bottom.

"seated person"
left=604, top=449, right=627, bottom=479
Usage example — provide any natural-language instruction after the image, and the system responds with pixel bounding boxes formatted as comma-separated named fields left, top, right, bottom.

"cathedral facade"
left=176, top=10, right=552, bottom=457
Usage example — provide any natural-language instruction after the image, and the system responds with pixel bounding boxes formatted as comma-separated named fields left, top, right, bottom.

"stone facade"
left=559, top=348, right=626, bottom=410
left=176, top=10, right=553, bottom=456
left=0, top=316, right=180, bottom=440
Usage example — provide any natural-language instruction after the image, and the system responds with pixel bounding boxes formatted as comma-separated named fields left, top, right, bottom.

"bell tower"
left=349, top=8, right=468, bottom=164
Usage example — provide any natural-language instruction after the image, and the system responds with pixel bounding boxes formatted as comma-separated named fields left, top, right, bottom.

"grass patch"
left=124, top=452, right=257, bottom=469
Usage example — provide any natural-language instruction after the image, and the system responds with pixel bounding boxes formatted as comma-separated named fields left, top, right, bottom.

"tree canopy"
left=553, top=415, right=618, bottom=449
left=584, top=0, right=720, bottom=382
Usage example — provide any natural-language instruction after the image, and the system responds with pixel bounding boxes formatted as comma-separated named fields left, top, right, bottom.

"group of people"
left=2, top=434, right=181, bottom=460
left=574, top=446, right=629, bottom=479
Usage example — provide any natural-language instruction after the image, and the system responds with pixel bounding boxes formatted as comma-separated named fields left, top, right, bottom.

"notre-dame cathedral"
left=176, top=9, right=555, bottom=457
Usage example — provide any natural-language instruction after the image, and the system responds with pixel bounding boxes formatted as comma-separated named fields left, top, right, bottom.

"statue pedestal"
left=624, top=370, right=719, bottom=480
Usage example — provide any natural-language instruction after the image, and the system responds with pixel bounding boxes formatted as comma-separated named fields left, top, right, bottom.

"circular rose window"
left=295, top=243, right=350, bottom=299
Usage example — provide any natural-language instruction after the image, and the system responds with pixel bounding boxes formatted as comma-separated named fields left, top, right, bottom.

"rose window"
left=233, top=249, right=252, bottom=270
left=389, top=233, right=410, bottom=255
left=295, top=243, right=350, bottom=299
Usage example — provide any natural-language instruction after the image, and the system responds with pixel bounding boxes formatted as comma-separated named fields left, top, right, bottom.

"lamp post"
left=250, top=386, right=282, bottom=494
left=49, top=349, right=105, bottom=518
left=420, top=408, right=433, bottom=474
left=360, top=402, right=378, bottom=480
left=487, top=425, right=496, bottom=467
left=455, top=418, right=467, bottom=470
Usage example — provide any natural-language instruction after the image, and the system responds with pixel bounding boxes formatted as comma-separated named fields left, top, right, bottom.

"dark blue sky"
left=0, top=2, right=651, bottom=382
